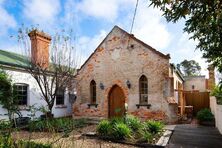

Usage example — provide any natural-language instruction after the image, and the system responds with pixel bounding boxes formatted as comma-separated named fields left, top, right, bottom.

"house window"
left=56, top=88, right=65, bottom=105
left=13, top=84, right=28, bottom=105
left=90, top=80, right=96, bottom=104
left=139, top=75, right=148, bottom=104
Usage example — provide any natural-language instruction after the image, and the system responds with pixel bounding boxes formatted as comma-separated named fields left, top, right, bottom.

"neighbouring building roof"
left=183, top=76, right=206, bottom=82
left=0, top=49, right=31, bottom=68
left=170, top=63, right=184, bottom=82
left=0, top=49, right=77, bottom=74
left=184, top=75, right=206, bottom=79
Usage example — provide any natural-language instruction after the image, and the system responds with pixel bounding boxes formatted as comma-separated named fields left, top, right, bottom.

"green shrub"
left=0, top=133, right=51, bottom=148
left=145, top=120, right=164, bottom=134
left=96, top=115, right=165, bottom=143
left=125, top=115, right=142, bottom=132
left=96, top=120, right=111, bottom=136
left=0, top=120, right=12, bottom=131
left=142, top=131, right=153, bottom=143
left=29, top=118, right=87, bottom=132
left=29, top=120, right=46, bottom=131
left=73, top=118, right=87, bottom=128
left=110, top=117, right=124, bottom=125
left=211, top=85, right=222, bottom=104
left=0, top=133, right=14, bottom=148
left=112, top=122, right=131, bottom=140
left=197, top=108, right=214, bottom=121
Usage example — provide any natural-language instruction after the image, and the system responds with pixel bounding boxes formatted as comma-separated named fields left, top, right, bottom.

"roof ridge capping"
left=113, top=25, right=170, bottom=59
left=184, top=75, right=206, bottom=78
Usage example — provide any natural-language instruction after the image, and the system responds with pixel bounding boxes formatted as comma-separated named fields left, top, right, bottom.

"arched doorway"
left=108, top=85, right=125, bottom=118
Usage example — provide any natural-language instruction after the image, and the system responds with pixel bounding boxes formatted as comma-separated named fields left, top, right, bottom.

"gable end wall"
left=73, top=27, right=177, bottom=122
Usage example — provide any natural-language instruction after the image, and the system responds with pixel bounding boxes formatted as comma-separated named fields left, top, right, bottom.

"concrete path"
left=167, top=124, right=222, bottom=148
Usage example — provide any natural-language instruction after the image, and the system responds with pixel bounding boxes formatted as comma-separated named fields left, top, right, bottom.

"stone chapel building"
left=73, top=26, right=178, bottom=122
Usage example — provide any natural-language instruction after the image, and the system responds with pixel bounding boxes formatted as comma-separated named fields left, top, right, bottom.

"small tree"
left=177, top=60, right=201, bottom=76
left=0, top=70, right=21, bottom=121
left=149, top=0, right=222, bottom=81
left=18, top=27, right=78, bottom=117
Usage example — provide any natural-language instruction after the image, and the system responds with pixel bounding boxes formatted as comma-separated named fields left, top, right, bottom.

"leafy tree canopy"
left=0, top=70, right=20, bottom=121
left=150, top=0, right=222, bottom=73
left=177, top=59, right=201, bottom=76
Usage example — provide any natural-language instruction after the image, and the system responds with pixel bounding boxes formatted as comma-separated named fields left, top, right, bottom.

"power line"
left=130, top=0, right=139, bottom=34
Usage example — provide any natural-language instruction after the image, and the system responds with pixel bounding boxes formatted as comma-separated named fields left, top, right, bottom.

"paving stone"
left=168, top=124, right=222, bottom=148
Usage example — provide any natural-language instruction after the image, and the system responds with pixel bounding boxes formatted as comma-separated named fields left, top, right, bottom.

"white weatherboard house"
left=0, top=31, right=73, bottom=120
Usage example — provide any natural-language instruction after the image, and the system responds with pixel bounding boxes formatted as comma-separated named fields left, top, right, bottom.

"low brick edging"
left=83, top=133, right=165, bottom=148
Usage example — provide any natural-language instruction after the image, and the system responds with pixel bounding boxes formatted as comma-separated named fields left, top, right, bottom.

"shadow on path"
left=167, top=124, right=222, bottom=148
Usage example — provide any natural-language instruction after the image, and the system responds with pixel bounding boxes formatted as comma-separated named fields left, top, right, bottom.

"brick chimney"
left=28, top=30, right=51, bottom=69
left=207, top=64, right=215, bottom=91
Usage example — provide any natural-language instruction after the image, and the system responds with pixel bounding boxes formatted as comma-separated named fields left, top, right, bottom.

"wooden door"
left=185, top=92, right=210, bottom=115
left=109, top=85, right=125, bottom=118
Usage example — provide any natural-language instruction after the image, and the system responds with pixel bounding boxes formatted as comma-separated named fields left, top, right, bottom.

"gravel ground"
left=35, top=136, right=138, bottom=148
left=12, top=125, right=139, bottom=148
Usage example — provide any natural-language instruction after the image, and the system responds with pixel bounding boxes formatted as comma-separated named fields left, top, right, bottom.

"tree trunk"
left=47, top=104, right=54, bottom=118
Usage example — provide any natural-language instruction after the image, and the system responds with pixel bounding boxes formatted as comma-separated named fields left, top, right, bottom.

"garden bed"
left=1, top=116, right=173, bottom=147
left=93, top=115, right=168, bottom=147
left=83, top=133, right=165, bottom=147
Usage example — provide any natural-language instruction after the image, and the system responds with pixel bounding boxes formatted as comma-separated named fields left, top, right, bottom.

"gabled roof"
left=0, top=49, right=31, bottom=68
left=79, top=25, right=170, bottom=71
left=0, top=50, right=77, bottom=75
left=170, top=63, right=184, bottom=82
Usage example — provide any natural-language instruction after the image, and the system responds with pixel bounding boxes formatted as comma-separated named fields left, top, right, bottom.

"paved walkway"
left=167, top=124, right=222, bottom=148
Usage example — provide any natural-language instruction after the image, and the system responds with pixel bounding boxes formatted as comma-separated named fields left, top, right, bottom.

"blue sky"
left=0, top=0, right=209, bottom=76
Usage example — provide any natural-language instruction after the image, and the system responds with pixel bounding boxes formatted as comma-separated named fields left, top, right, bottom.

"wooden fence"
left=184, top=92, right=210, bottom=115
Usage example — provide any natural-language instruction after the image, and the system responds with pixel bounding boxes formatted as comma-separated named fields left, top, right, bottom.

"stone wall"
left=73, top=26, right=177, bottom=122
left=184, top=76, right=207, bottom=92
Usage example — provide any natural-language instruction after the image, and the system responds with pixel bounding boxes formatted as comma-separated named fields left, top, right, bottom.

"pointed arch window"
left=90, top=80, right=96, bottom=103
left=139, top=75, right=148, bottom=104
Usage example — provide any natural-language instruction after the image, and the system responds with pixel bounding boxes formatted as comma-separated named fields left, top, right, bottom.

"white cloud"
left=23, top=0, right=61, bottom=26
left=170, top=32, right=209, bottom=77
left=132, top=0, right=171, bottom=50
left=0, top=1, right=17, bottom=36
left=76, top=30, right=107, bottom=65
left=77, top=0, right=135, bottom=21
left=59, top=0, right=80, bottom=33
left=0, top=0, right=4, bottom=5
